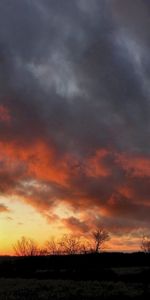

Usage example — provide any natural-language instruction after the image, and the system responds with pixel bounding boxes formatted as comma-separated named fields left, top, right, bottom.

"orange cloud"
left=0, top=138, right=150, bottom=252
left=0, top=140, right=70, bottom=186
left=116, top=153, right=150, bottom=177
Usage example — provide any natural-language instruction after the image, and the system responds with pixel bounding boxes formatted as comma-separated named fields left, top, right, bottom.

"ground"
left=0, top=278, right=146, bottom=300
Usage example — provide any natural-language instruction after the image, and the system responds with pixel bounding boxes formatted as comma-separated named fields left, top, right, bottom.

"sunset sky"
left=0, top=0, right=150, bottom=254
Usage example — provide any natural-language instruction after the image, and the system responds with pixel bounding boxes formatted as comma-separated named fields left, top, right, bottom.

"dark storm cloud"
left=1, top=0, right=150, bottom=154
left=0, top=0, right=150, bottom=236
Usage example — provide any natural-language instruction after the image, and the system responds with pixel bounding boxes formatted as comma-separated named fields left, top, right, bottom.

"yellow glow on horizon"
left=0, top=195, right=68, bottom=255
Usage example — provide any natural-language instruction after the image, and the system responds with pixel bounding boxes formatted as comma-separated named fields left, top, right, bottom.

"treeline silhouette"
left=12, top=229, right=150, bottom=257
left=13, top=228, right=110, bottom=256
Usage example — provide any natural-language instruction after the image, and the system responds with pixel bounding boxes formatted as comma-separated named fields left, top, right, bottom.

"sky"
left=0, top=0, right=150, bottom=254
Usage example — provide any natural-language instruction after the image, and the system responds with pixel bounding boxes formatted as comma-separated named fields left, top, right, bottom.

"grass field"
left=0, top=278, right=147, bottom=300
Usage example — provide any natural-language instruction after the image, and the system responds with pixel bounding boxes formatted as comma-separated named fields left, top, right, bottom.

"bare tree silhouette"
left=59, top=234, right=81, bottom=255
left=46, top=238, right=60, bottom=255
left=13, top=236, right=39, bottom=256
left=92, top=227, right=110, bottom=253
left=141, top=235, right=150, bottom=253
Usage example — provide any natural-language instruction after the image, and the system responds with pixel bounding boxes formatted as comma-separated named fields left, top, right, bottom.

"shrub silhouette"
left=13, top=236, right=39, bottom=256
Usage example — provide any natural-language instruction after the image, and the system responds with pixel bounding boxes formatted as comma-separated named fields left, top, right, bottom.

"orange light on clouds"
left=0, top=140, right=70, bottom=186
left=0, top=140, right=149, bottom=254
left=116, top=153, right=150, bottom=177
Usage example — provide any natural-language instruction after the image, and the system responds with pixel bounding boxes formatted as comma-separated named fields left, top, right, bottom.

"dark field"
left=0, top=278, right=147, bottom=300
left=0, top=253, right=150, bottom=299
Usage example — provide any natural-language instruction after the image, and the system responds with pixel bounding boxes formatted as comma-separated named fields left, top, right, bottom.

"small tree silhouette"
left=59, top=234, right=81, bottom=255
left=92, top=227, right=110, bottom=253
left=13, top=236, right=39, bottom=256
left=141, top=235, right=150, bottom=253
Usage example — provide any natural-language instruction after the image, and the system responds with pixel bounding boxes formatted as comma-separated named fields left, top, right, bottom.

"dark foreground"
left=0, top=278, right=148, bottom=300
left=0, top=253, right=150, bottom=299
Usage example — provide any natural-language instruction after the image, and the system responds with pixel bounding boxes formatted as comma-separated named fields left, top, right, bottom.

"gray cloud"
left=1, top=0, right=150, bottom=154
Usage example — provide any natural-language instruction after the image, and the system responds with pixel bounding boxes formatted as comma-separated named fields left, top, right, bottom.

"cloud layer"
left=0, top=0, right=150, bottom=245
